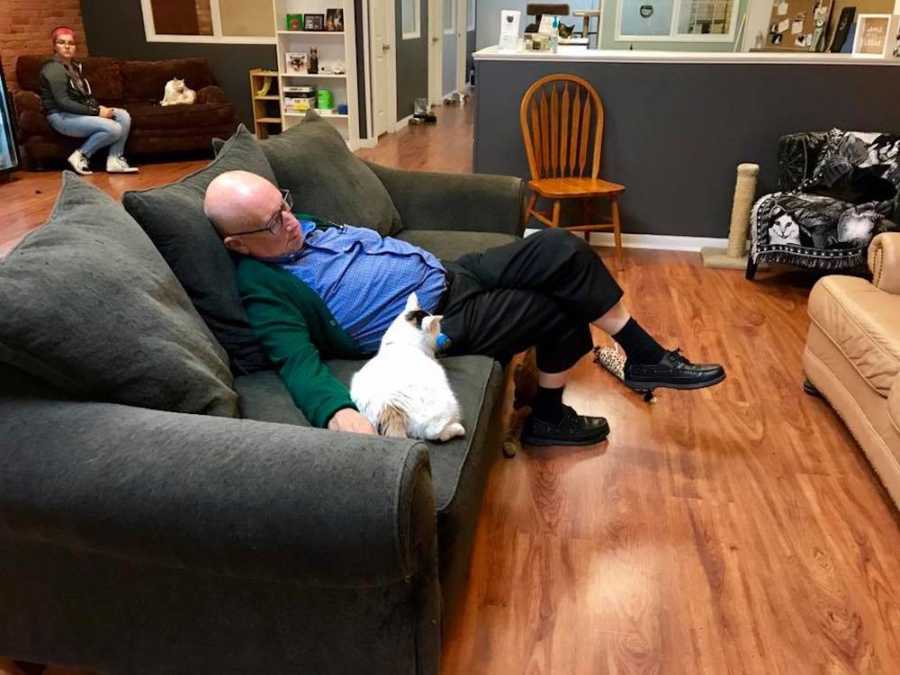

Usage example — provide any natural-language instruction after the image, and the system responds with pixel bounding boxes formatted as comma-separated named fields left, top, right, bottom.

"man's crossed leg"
left=438, top=229, right=725, bottom=446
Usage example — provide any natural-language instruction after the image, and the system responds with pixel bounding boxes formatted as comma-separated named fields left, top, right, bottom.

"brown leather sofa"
left=804, top=233, right=900, bottom=508
left=13, top=56, right=239, bottom=169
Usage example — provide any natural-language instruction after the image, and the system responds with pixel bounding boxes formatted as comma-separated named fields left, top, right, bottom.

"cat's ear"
left=405, top=293, right=419, bottom=311
left=422, top=315, right=441, bottom=336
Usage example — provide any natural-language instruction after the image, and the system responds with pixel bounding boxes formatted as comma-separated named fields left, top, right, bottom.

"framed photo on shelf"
left=325, top=9, right=344, bottom=32
left=853, top=14, right=891, bottom=56
left=285, top=13, right=303, bottom=31
left=285, top=51, right=307, bottom=74
left=304, top=13, right=325, bottom=31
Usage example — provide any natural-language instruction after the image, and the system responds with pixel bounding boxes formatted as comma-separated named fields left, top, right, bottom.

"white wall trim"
left=524, top=228, right=728, bottom=252
left=357, top=138, right=379, bottom=148
left=393, top=113, right=414, bottom=131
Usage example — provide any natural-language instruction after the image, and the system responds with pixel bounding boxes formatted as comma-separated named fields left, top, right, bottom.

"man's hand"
left=327, top=408, right=377, bottom=435
left=98, top=106, right=114, bottom=119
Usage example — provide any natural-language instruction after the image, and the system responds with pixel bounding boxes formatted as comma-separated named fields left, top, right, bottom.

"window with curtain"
left=144, top=0, right=274, bottom=42
left=402, top=0, right=421, bottom=39
left=444, top=0, right=456, bottom=35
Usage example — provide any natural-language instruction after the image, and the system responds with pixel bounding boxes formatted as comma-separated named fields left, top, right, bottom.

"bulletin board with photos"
left=765, top=0, right=833, bottom=51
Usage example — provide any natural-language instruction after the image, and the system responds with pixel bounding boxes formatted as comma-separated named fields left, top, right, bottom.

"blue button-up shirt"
left=276, top=221, right=447, bottom=353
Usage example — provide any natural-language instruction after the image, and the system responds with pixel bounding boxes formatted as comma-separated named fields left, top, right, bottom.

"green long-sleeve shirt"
left=236, top=256, right=367, bottom=428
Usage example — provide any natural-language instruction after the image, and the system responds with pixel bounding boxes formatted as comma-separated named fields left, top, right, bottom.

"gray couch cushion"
left=396, top=230, right=518, bottom=261
left=122, top=124, right=275, bottom=376
left=256, top=111, right=403, bottom=236
left=234, top=370, right=310, bottom=426
left=325, top=354, right=502, bottom=513
left=0, top=173, right=238, bottom=416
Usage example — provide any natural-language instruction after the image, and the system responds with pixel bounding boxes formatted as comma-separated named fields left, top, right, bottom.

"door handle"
left=382, top=44, right=391, bottom=51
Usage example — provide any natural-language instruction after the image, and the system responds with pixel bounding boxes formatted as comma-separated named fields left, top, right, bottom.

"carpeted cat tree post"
left=701, top=163, right=759, bottom=269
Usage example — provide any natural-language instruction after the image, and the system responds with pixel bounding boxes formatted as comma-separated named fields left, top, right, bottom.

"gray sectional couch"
left=0, top=115, right=525, bottom=674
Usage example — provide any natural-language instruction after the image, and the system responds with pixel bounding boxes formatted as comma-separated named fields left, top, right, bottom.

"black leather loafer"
left=522, top=405, right=610, bottom=447
left=623, top=348, right=725, bottom=391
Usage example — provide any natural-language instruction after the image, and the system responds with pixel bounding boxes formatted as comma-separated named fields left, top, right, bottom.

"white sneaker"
left=67, top=150, right=92, bottom=175
left=106, top=155, right=139, bottom=173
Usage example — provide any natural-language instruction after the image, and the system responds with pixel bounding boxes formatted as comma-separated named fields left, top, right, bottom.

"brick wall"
left=0, top=0, right=89, bottom=93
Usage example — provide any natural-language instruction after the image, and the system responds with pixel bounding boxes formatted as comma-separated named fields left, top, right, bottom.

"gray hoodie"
left=40, top=55, right=100, bottom=116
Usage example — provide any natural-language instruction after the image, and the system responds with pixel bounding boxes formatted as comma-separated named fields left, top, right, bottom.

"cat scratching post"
left=701, top=163, right=759, bottom=269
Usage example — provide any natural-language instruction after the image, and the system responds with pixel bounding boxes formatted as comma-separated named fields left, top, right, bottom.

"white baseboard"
left=356, top=138, right=378, bottom=149
left=524, top=228, right=728, bottom=252
left=393, top=114, right=413, bottom=131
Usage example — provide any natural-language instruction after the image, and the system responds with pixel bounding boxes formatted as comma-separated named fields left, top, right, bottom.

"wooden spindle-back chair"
left=519, top=73, right=625, bottom=265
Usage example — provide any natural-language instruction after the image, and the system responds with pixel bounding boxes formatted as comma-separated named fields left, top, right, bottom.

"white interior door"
left=455, top=0, right=467, bottom=92
left=369, top=0, right=396, bottom=136
left=428, top=0, right=443, bottom=105
left=441, top=0, right=457, bottom=96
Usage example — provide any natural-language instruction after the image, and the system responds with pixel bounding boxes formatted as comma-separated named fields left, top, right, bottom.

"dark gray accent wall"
left=466, top=29, right=475, bottom=84
left=396, top=0, right=429, bottom=119
left=80, top=0, right=276, bottom=129
left=354, top=0, right=367, bottom=138
left=475, top=59, right=900, bottom=238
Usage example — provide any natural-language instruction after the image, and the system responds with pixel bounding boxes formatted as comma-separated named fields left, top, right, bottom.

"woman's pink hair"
left=51, top=26, right=76, bottom=46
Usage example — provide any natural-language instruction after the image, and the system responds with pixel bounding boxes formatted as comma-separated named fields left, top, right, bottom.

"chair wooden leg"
left=524, top=192, right=537, bottom=227
left=610, top=196, right=624, bottom=270
left=551, top=200, right=561, bottom=228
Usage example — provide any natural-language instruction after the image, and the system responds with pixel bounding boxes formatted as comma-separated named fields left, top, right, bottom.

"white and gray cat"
left=160, top=78, right=196, bottom=106
left=351, top=293, right=465, bottom=442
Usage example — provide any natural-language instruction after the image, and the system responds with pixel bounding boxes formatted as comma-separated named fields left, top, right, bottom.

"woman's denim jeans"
left=46, top=107, right=131, bottom=159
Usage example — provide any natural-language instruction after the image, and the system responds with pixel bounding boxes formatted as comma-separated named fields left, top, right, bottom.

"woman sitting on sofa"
left=40, top=26, right=139, bottom=175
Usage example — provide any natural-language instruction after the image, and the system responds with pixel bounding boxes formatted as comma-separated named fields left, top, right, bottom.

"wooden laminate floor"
left=0, top=102, right=897, bottom=675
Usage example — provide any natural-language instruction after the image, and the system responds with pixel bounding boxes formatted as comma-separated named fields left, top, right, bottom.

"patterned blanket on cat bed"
left=750, top=130, right=900, bottom=271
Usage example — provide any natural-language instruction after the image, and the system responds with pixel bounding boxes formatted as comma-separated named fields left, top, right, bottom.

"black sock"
left=612, top=318, right=666, bottom=364
left=532, top=386, right=564, bottom=424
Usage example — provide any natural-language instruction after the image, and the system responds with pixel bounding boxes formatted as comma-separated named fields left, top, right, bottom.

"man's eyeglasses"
left=229, top=189, right=293, bottom=237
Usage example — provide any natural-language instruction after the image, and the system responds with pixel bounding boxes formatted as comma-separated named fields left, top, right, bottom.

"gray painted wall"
left=81, top=0, right=369, bottom=137
left=396, top=0, right=429, bottom=119
left=80, top=0, right=275, bottom=129
left=475, top=58, right=900, bottom=238
left=466, top=29, right=476, bottom=83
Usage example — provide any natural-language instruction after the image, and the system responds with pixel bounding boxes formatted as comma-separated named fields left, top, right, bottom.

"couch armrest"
left=0, top=397, right=435, bottom=588
left=869, top=231, right=900, bottom=294
left=777, top=131, right=830, bottom=191
left=197, top=84, right=227, bottom=105
left=365, top=161, right=525, bottom=236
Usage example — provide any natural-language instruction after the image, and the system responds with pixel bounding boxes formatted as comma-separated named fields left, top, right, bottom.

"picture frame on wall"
left=853, top=14, right=891, bottom=56
left=325, top=9, right=344, bottom=32
left=304, top=13, right=325, bottom=31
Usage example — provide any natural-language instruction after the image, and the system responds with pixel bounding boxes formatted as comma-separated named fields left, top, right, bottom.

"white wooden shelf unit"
left=273, top=0, right=359, bottom=149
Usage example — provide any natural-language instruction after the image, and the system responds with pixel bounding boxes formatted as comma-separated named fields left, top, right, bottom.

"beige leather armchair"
left=804, top=233, right=900, bottom=507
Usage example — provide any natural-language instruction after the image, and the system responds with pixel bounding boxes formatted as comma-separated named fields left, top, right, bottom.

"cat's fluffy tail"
left=378, top=403, right=409, bottom=438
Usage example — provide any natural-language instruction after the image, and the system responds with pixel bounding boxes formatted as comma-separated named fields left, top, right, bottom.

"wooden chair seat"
left=529, top=177, right=625, bottom=199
